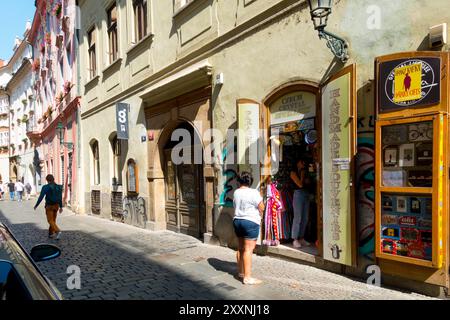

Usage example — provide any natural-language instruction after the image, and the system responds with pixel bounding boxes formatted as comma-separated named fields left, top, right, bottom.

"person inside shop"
left=290, top=158, right=311, bottom=248
left=233, top=172, right=265, bottom=285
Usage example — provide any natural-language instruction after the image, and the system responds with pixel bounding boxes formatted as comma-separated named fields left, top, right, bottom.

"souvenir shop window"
left=380, top=193, right=433, bottom=262
left=381, top=121, right=433, bottom=188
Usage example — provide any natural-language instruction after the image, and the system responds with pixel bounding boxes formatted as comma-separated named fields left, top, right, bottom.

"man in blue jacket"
left=34, top=175, right=64, bottom=239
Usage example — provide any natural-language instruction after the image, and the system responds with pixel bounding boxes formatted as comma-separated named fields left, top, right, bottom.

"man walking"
left=15, top=180, right=25, bottom=202
left=34, top=175, right=64, bottom=239
left=7, top=180, right=15, bottom=201
left=25, top=182, right=32, bottom=201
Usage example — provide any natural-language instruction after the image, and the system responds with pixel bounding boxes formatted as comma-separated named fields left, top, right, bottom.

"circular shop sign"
left=384, top=59, right=436, bottom=107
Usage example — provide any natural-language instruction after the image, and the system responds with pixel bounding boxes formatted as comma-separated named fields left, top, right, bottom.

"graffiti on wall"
left=357, top=115, right=375, bottom=258
left=219, top=146, right=239, bottom=208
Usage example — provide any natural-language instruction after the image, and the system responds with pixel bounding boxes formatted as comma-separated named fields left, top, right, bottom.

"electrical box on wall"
left=429, top=23, right=447, bottom=48
left=215, top=73, right=224, bottom=85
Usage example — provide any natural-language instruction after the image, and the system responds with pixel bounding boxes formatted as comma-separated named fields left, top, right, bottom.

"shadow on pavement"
left=0, top=209, right=227, bottom=300
left=208, top=258, right=238, bottom=279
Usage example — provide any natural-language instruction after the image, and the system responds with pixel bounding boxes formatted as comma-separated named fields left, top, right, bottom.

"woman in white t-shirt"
left=233, top=172, right=265, bottom=285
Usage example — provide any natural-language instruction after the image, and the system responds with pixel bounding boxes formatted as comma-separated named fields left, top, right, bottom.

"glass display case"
left=376, top=115, right=445, bottom=268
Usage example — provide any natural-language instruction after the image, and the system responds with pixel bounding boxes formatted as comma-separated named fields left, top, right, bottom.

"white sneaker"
left=55, top=232, right=62, bottom=240
left=293, top=240, right=302, bottom=248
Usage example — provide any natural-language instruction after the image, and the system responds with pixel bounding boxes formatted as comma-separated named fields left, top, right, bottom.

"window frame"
left=133, top=0, right=148, bottom=43
left=107, top=3, right=119, bottom=64
left=87, top=27, right=97, bottom=79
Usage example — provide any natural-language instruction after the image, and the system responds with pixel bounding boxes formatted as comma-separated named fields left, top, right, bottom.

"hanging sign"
left=116, top=103, right=130, bottom=140
left=322, top=67, right=355, bottom=266
left=378, top=57, right=441, bottom=112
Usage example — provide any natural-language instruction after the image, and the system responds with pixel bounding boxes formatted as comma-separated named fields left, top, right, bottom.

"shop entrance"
left=265, top=87, right=321, bottom=256
left=163, top=122, right=205, bottom=239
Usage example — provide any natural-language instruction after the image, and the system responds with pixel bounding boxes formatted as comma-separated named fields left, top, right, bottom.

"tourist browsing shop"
left=248, top=65, right=358, bottom=267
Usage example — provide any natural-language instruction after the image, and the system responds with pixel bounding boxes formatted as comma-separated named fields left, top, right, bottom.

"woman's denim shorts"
left=233, top=219, right=260, bottom=240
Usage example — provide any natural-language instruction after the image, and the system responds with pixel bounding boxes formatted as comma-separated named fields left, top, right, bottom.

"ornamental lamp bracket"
left=307, top=0, right=349, bottom=63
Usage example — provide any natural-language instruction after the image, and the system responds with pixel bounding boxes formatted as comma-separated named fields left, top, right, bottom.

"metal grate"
left=91, top=190, right=101, bottom=215
left=111, top=192, right=123, bottom=218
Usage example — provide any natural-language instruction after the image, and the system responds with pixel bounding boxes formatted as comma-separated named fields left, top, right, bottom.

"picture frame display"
left=384, top=147, right=398, bottom=166
left=399, top=144, right=415, bottom=167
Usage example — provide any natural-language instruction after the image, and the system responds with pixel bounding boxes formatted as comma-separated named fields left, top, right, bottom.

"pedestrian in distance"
left=0, top=182, right=4, bottom=201
left=25, top=182, right=32, bottom=201
left=34, top=175, right=64, bottom=240
left=7, top=180, right=15, bottom=201
left=15, top=180, right=25, bottom=202
left=233, top=171, right=265, bottom=285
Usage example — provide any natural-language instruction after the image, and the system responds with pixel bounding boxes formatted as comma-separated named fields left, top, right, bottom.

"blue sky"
left=0, top=0, right=36, bottom=61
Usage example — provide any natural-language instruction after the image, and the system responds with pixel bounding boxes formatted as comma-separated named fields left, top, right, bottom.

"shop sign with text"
left=270, top=91, right=316, bottom=125
left=322, top=72, right=353, bottom=266
left=379, top=57, right=441, bottom=112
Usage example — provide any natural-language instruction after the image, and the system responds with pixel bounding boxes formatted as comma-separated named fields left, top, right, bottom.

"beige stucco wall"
left=78, top=0, right=450, bottom=255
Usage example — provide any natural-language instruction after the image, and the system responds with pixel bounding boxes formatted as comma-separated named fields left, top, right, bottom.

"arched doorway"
left=163, top=122, right=206, bottom=239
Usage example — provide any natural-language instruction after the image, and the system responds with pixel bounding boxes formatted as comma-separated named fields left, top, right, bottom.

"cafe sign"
left=379, top=57, right=441, bottom=112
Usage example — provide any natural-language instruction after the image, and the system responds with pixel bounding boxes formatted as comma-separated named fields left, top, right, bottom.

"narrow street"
left=0, top=200, right=433, bottom=300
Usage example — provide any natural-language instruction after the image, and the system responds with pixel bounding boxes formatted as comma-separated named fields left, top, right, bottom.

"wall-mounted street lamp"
left=57, top=122, right=73, bottom=151
left=307, top=0, right=349, bottom=63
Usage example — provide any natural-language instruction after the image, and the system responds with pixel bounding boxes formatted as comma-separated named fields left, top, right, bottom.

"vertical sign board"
left=322, top=68, right=355, bottom=266
left=237, top=99, right=261, bottom=187
left=237, top=99, right=262, bottom=244
left=116, top=103, right=130, bottom=140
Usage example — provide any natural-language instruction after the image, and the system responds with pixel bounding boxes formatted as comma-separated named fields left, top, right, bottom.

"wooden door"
left=164, top=149, right=202, bottom=237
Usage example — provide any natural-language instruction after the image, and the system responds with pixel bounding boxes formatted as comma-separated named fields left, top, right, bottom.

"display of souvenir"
left=382, top=226, right=400, bottom=240
left=399, top=216, right=417, bottom=227
left=382, top=195, right=393, bottom=211
left=297, top=118, right=315, bottom=131
left=284, top=122, right=299, bottom=133
left=384, top=147, right=398, bottom=166
left=418, top=218, right=432, bottom=228
left=399, top=143, right=415, bottom=167
left=407, top=170, right=433, bottom=188
left=396, top=241, right=409, bottom=257
left=415, top=143, right=433, bottom=166
left=396, top=196, right=407, bottom=213
left=381, top=239, right=397, bottom=255
left=410, top=197, right=421, bottom=214
left=420, top=230, right=432, bottom=244
left=382, top=170, right=406, bottom=187
left=305, top=130, right=318, bottom=144
left=382, top=125, right=408, bottom=145
left=408, top=243, right=425, bottom=259
left=408, top=122, right=433, bottom=142
left=381, top=214, right=398, bottom=225
left=401, top=228, right=420, bottom=242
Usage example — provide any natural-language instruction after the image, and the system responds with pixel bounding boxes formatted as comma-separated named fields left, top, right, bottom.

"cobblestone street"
left=0, top=200, right=434, bottom=300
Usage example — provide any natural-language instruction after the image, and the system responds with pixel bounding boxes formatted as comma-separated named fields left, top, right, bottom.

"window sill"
left=102, top=58, right=122, bottom=75
left=173, top=0, right=198, bottom=18
left=126, top=33, right=154, bottom=57
left=84, top=75, right=100, bottom=89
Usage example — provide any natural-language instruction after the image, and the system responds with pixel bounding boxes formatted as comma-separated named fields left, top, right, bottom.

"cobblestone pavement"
left=0, top=200, right=434, bottom=300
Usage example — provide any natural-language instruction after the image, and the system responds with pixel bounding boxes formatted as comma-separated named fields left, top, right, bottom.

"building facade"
left=0, top=61, right=11, bottom=185
left=77, top=0, right=450, bottom=295
left=28, top=0, right=81, bottom=208
left=6, top=31, right=36, bottom=192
